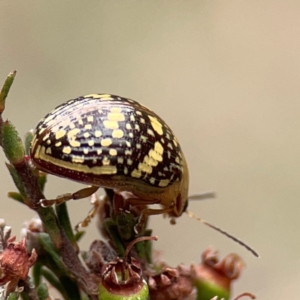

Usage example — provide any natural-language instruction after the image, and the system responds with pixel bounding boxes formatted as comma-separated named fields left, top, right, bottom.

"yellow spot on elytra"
left=88, top=140, right=94, bottom=146
left=84, top=94, right=113, bottom=100
left=55, top=129, right=66, bottom=140
left=154, top=141, right=163, bottom=155
left=69, top=140, right=81, bottom=147
left=141, top=136, right=147, bottom=143
left=126, top=123, right=132, bottom=130
left=124, top=166, right=128, bottom=174
left=101, top=138, right=112, bottom=147
left=112, top=129, right=124, bottom=138
left=118, top=157, right=124, bottom=164
left=167, top=150, right=171, bottom=159
left=136, top=111, right=142, bottom=116
left=175, top=156, right=180, bottom=163
left=102, top=157, right=110, bottom=165
left=72, top=156, right=85, bottom=163
left=85, top=124, right=92, bottom=130
left=150, top=177, right=155, bottom=185
left=69, top=123, right=76, bottom=129
left=173, top=138, right=178, bottom=147
left=130, top=115, right=135, bottom=121
left=42, top=133, right=50, bottom=141
left=131, top=169, right=142, bottom=178
left=55, top=141, right=62, bottom=147
left=46, top=140, right=51, bottom=145
left=46, top=148, right=52, bottom=155
left=83, top=148, right=88, bottom=154
left=125, top=149, right=132, bottom=156
left=147, top=128, right=155, bottom=137
left=138, top=162, right=152, bottom=174
left=135, top=124, right=140, bottom=131
left=144, top=155, right=158, bottom=167
left=103, top=120, right=118, bottom=130
left=167, top=142, right=173, bottom=150
left=109, top=149, right=117, bottom=156
left=84, top=132, right=90, bottom=138
left=129, top=132, right=134, bottom=138
left=127, top=158, right=133, bottom=166
left=149, top=149, right=163, bottom=162
left=126, top=141, right=131, bottom=147
left=97, top=148, right=102, bottom=155
left=67, top=128, right=80, bottom=139
left=140, top=118, right=145, bottom=124
left=87, top=115, right=94, bottom=122
left=136, top=143, right=141, bottom=149
left=149, top=115, right=163, bottom=135
left=159, top=179, right=170, bottom=187
left=108, top=112, right=125, bottom=122
left=95, top=130, right=102, bottom=137
left=110, top=107, right=122, bottom=113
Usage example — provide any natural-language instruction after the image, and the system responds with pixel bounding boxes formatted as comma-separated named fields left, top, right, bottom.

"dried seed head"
left=0, top=237, right=37, bottom=293
left=147, top=266, right=194, bottom=300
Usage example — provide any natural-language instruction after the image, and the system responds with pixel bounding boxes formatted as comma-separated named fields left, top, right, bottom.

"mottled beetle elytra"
left=30, top=94, right=189, bottom=219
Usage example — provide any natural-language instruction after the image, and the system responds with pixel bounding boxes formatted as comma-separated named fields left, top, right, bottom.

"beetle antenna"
left=185, top=210, right=259, bottom=258
left=188, top=191, right=216, bottom=200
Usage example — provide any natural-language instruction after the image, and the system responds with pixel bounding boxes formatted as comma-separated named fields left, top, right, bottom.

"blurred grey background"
left=1, top=1, right=299, bottom=298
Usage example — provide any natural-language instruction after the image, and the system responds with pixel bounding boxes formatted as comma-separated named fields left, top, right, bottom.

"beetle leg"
left=126, top=197, right=160, bottom=206
left=75, top=193, right=104, bottom=231
left=40, top=186, right=99, bottom=207
left=134, top=206, right=174, bottom=234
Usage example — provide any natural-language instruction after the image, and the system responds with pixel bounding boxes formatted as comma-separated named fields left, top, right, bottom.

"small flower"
left=99, top=256, right=148, bottom=299
left=97, top=236, right=157, bottom=300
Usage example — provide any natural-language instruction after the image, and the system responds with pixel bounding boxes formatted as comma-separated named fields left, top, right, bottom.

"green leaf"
left=7, top=191, right=24, bottom=203
left=2, top=121, right=25, bottom=165
left=0, top=70, right=16, bottom=115
left=56, top=202, right=78, bottom=249
left=6, top=163, right=26, bottom=201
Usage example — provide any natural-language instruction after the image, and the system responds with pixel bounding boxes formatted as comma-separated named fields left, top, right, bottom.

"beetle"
left=30, top=93, right=258, bottom=256
left=30, top=93, right=189, bottom=220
